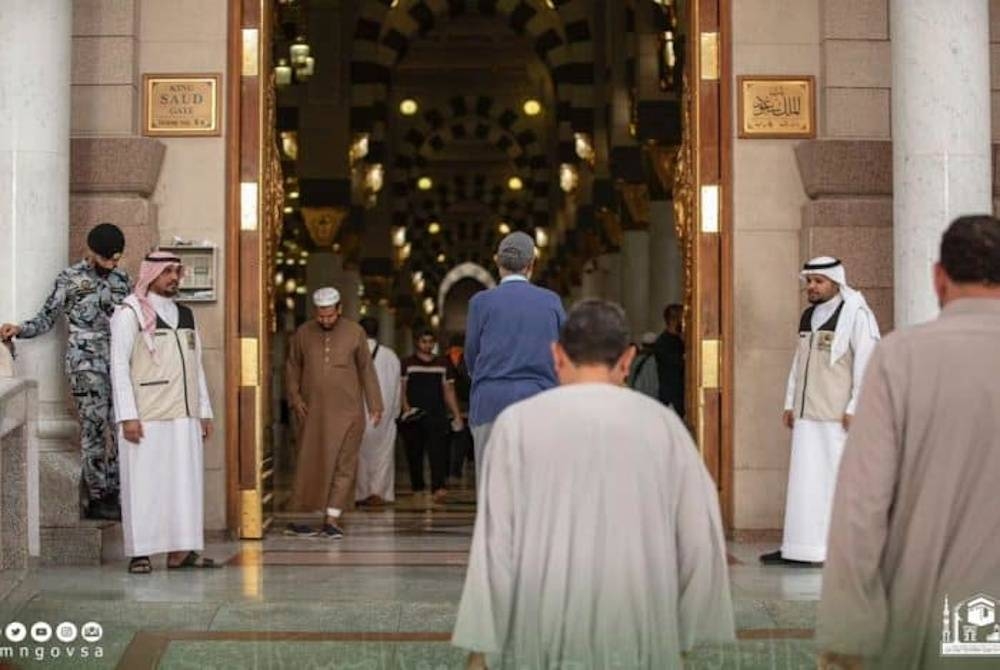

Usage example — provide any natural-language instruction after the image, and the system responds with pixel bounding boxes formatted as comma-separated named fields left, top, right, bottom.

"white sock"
left=326, top=507, right=342, bottom=520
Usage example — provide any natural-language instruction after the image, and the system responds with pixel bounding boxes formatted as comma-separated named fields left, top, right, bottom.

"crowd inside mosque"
left=2, top=216, right=999, bottom=668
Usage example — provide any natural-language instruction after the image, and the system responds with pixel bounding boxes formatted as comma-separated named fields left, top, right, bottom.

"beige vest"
left=793, top=303, right=854, bottom=421
left=127, top=303, right=200, bottom=421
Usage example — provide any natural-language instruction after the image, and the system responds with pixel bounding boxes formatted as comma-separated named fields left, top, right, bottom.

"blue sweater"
left=464, top=278, right=566, bottom=426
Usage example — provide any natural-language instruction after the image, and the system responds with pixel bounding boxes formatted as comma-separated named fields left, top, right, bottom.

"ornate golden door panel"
left=674, top=0, right=733, bottom=527
left=226, top=0, right=281, bottom=538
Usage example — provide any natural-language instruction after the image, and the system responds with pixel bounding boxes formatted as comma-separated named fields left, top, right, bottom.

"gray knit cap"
left=497, top=231, right=535, bottom=271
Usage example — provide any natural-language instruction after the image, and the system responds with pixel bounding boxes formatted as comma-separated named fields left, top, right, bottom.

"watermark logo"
left=81, top=621, right=103, bottom=643
left=942, top=593, right=1000, bottom=656
left=3, top=622, right=26, bottom=643
left=55, top=622, right=78, bottom=644
left=30, top=622, right=52, bottom=643
left=1, top=619, right=104, bottom=661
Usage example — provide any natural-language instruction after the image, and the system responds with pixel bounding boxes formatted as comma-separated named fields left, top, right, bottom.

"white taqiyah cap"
left=312, top=287, right=341, bottom=307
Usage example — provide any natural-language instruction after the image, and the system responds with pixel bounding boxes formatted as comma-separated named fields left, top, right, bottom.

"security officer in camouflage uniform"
left=1, top=223, right=132, bottom=520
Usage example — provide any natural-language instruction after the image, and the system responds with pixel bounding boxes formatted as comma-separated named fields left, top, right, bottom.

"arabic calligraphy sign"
left=738, top=76, right=815, bottom=139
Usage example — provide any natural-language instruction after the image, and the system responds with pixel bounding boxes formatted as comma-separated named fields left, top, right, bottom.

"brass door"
left=227, top=0, right=280, bottom=539
left=675, top=0, right=733, bottom=528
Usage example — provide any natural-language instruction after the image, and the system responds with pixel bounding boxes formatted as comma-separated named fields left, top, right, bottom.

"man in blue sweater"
left=464, top=231, right=566, bottom=482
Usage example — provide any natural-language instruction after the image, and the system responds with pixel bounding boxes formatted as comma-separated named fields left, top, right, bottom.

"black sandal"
left=128, top=556, right=152, bottom=574
left=167, top=551, right=220, bottom=569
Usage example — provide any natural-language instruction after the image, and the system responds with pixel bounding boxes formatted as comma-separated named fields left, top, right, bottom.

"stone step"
left=39, top=520, right=122, bottom=566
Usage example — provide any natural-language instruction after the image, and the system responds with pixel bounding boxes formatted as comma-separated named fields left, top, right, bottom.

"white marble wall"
left=620, top=230, right=651, bottom=339
left=137, top=0, right=229, bottom=530
left=72, top=0, right=138, bottom=135
left=648, top=201, right=682, bottom=333
left=0, top=1, right=74, bottom=553
left=377, top=304, right=396, bottom=350
left=0, top=379, right=38, bottom=564
left=597, top=252, right=622, bottom=305
left=823, top=0, right=1000, bottom=142
left=822, top=0, right=891, bottom=138
left=732, top=0, right=822, bottom=529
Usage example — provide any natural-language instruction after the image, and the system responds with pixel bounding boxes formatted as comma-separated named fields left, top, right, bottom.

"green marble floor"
left=0, top=490, right=822, bottom=669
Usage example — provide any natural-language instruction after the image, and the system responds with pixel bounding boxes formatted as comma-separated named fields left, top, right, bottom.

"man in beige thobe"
left=285, top=287, right=383, bottom=538
left=453, top=300, right=734, bottom=670
left=817, top=215, right=1000, bottom=670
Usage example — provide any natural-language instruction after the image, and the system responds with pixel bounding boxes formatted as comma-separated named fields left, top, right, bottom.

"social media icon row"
left=3, top=621, right=102, bottom=643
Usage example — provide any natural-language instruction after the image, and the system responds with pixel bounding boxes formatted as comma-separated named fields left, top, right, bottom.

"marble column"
left=341, top=269, right=362, bottom=321
left=597, top=252, right=622, bottom=303
left=305, top=251, right=344, bottom=296
left=649, top=201, right=683, bottom=331
left=891, top=0, right=992, bottom=326
left=399, top=326, right=414, bottom=357
left=620, top=230, right=651, bottom=338
left=580, top=261, right=602, bottom=299
left=0, top=0, right=72, bottom=554
left=377, top=303, right=396, bottom=348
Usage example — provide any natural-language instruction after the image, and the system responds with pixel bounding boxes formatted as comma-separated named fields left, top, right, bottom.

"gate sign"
left=737, top=75, right=815, bottom=139
left=143, top=74, right=221, bottom=137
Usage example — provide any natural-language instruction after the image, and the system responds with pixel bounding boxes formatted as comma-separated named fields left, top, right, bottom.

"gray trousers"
left=471, top=422, right=494, bottom=489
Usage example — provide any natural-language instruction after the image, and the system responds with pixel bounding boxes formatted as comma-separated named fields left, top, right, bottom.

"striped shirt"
left=401, top=354, right=456, bottom=417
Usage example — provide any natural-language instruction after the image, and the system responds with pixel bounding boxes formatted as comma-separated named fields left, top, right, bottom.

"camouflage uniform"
left=18, top=260, right=132, bottom=501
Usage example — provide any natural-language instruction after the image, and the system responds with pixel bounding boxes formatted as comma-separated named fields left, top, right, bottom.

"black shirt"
left=653, top=331, right=686, bottom=417
left=401, top=354, right=456, bottom=417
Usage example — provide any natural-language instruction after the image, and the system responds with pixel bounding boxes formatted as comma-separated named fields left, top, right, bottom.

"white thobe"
left=110, top=293, right=212, bottom=557
left=453, top=384, right=735, bottom=669
left=780, top=294, right=879, bottom=561
left=355, top=338, right=401, bottom=502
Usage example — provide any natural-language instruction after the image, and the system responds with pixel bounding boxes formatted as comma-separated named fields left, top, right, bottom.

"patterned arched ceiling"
left=390, top=98, right=552, bottom=229
left=350, top=0, right=595, bottom=149
left=343, top=0, right=599, bottom=318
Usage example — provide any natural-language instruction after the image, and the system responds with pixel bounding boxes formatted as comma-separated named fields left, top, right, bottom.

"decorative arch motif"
left=350, top=0, right=596, bottom=147
left=392, top=173, right=541, bottom=238
left=390, top=99, right=552, bottom=227
left=437, top=261, right=497, bottom=315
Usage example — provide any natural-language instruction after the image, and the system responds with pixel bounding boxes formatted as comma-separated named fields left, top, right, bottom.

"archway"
left=438, top=261, right=496, bottom=316
left=227, top=0, right=734, bottom=536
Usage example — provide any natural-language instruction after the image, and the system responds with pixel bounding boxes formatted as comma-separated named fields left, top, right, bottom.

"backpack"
left=628, top=352, right=659, bottom=400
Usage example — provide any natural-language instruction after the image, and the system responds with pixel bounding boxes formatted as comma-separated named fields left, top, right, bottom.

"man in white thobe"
left=110, top=251, right=215, bottom=573
left=761, top=256, right=880, bottom=566
left=355, top=316, right=401, bottom=505
left=453, top=299, right=734, bottom=670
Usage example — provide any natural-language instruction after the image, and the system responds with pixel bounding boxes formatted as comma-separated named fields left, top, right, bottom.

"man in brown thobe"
left=285, top=287, right=383, bottom=539
left=817, top=215, right=1000, bottom=670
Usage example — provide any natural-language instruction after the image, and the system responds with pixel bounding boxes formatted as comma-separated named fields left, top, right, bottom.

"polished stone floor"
left=0, top=484, right=823, bottom=669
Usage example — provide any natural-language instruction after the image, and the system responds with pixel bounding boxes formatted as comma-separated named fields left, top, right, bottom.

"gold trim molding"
left=618, top=183, right=651, bottom=230
left=240, top=489, right=263, bottom=539
left=240, top=337, right=259, bottom=387
left=701, top=338, right=721, bottom=389
left=301, top=206, right=348, bottom=247
left=240, top=182, right=258, bottom=231
left=242, top=29, right=259, bottom=77
left=700, top=184, right=721, bottom=233
left=700, top=32, right=720, bottom=81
